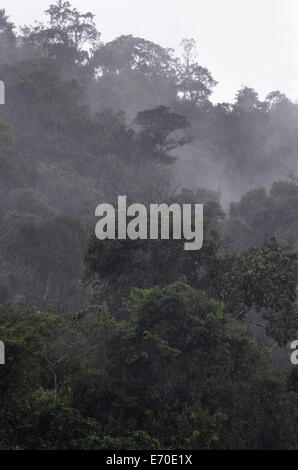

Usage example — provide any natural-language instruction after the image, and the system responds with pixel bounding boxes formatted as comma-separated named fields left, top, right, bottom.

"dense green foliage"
left=0, top=1, right=298, bottom=449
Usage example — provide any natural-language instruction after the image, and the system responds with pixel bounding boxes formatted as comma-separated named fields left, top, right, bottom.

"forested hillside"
left=1, top=1, right=298, bottom=450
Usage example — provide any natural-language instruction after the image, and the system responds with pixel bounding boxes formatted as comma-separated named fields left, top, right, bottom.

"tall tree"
left=23, top=1, right=101, bottom=74
left=177, top=39, right=217, bottom=106
left=0, top=9, right=16, bottom=64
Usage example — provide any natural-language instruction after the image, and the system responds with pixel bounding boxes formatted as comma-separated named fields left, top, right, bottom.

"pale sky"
left=2, top=0, right=298, bottom=103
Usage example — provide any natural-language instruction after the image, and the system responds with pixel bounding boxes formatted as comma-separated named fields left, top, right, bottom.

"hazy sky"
left=2, top=0, right=298, bottom=103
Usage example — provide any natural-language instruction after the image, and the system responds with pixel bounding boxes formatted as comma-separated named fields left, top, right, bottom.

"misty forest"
left=1, top=0, right=298, bottom=450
